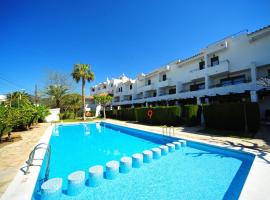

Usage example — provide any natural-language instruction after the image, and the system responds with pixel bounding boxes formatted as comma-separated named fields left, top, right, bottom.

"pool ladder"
left=162, top=126, right=175, bottom=137
left=23, top=143, right=51, bottom=181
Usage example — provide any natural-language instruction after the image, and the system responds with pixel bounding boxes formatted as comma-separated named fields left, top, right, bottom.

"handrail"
left=162, top=126, right=175, bottom=137
left=24, top=143, right=51, bottom=181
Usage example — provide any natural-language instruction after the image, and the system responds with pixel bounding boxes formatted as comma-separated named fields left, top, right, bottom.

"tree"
left=44, top=71, right=71, bottom=108
left=6, top=91, right=32, bottom=108
left=93, top=93, right=113, bottom=119
left=45, top=85, right=69, bottom=108
left=61, top=93, right=82, bottom=117
left=71, top=64, right=94, bottom=120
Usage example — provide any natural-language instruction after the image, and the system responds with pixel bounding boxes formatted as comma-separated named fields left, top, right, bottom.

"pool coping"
left=1, top=121, right=269, bottom=200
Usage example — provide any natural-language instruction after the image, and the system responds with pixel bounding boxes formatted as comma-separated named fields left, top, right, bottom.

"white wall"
left=45, top=108, right=60, bottom=122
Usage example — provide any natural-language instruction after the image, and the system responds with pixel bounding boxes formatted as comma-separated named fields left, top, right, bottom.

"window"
left=199, top=61, right=205, bottom=70
left=118, top=87, right=122, bottom=92
left=91, top=88, right=95, bottom=92
left=129, top=96, right=132, bottom=100
left=148, top=79, right=151, bottom=85
left=197, top=83, right=205, bottom=90
left=103, top=85, right=106, bottom=89
left=153, top=92, right=156, bottom=97
left=130, top=84, right=133, bottom=90
left=111, top=84, right=113, bottom=87
left=169, top=88, right=176, bottom=94
left=162, top=74, right=167, bottom=81
left=211, top=56, right=219, bottom=66
left=190, top=83, right=205, bottom=91
left=268, top=69, right=270, bottom=77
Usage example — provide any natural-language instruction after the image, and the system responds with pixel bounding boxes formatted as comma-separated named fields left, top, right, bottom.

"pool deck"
left=0, top=123, right=50, bottom=198
left=0, top=120, right=270, bottom=200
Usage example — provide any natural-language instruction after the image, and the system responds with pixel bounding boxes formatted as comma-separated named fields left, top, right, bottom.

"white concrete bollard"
left=178, top=140, right=187, bottom=147
left=120, top=156, right=132, bottom=173
left=166, top=143, right=176, bottom=152
left=152, top=148, right=161, bottom=159
left=41, top=178, right=62, bottom=200
left=105, top=160, right=120, bottom=180
left=67, top=171, right=85, bottom=196
left=132, top=153, right=143, bottom=168
left=143, top=150, right=153, bottom=163
left=88, top=165, right=103, bottom=187
left=173, top=141, right=181, bottom=150
left=159, top=145, right=169, bottom=156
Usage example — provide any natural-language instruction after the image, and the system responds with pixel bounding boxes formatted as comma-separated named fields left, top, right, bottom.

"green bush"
left=136, top=106, right=181, bottom=125
left=0, top=104, right=50, bottom=141
left=181, top=105, right=201, bottom=126
left=246, top=103, right=260, bottom=134
left=60, top=111, right=76, bottom=120
left=203, top=103, right=260, bottom=135
left=118, top=108, right=136, bottom=121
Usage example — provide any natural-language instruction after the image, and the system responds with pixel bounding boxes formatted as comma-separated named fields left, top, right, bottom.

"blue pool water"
left=33, top=122, right=254, bottom=200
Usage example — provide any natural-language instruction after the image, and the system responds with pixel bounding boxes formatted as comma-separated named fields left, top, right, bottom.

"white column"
left=205, top=75, right=209, bottom=89
left=157, top=88, right=160, bottom=97
left=250, top=62, right=257, bottom=85
left=250, top=91, right=258, bottom=102
left=196, top=96, right=201, bottom=105
left=204, top=54, right=210, bottom=90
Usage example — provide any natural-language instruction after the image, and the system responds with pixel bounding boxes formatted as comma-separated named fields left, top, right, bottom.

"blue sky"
left=0, top=0, right=270, bottom=95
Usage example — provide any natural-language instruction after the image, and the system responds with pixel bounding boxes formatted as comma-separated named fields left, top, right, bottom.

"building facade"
left=91, top=25, right=270, bottom=119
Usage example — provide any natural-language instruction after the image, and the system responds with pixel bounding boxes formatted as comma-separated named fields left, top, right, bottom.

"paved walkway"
left=0, top=123, right=50, bottom=197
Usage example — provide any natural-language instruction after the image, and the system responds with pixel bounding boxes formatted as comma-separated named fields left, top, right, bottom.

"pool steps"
left=88, top=165, right=103, bottom=187
left=132, top=153, right=143, bottom=168
left=119, top=156, right=132, bottom=173
left=40, top=139, right=187, bottom=199
left=105, top=160, right=119, bottom=179
left=143, top=150, right=153, bottom=163
left=67, top=171, right=85, bottom=196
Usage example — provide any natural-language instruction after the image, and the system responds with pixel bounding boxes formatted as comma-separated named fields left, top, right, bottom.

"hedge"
left=181, top=105, right=201, bottom=126
left=135, top=106, right=181, bottom=125
left=202, top=102, right=260, bottom=134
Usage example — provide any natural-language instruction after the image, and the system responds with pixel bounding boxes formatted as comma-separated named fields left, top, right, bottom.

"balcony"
left=187, top=60, right=229, bottom=82
left=207, top=60, right=229, bottom=77
left=157, top=78, right=175, bottom=88
left=208, top=80, right=254, bottom=96
left=137, top=83, right=156, bottom=93
left=209, top=78, right=251, bottom=89
left=204, top=40, right=228, bottom=54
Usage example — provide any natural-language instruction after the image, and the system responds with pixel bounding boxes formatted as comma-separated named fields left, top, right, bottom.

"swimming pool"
left=32, top=122, right=254, bottom=200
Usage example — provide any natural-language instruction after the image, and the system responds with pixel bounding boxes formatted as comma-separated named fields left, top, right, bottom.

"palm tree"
left=71, top=64, right=94, bottom=120
left=6, top=91, right=32, bottom=108
left=45, top=84, right=69, bottom=108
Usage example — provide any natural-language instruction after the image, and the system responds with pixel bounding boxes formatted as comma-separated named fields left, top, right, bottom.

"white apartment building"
left=91, top=25, right=270, bottom=118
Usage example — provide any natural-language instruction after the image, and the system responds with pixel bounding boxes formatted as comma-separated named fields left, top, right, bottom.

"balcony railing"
left=209, top=79, right=251, bottom=89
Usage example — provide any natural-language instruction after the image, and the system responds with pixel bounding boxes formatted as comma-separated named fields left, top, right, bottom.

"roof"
left=248, top=24, right=270, bottom=36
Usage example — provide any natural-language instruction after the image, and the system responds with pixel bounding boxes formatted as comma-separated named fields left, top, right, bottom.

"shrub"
left=181, top=105, right=201, bottom=126
left=136, top=106, right=181, bottom=126
left=202, top=102, right=260, bottom=135
left=118, top=108, right=136, bottom=121
left=60, top=111, right=76, bottom=120
left=265, top=109, right=270, bottom=121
